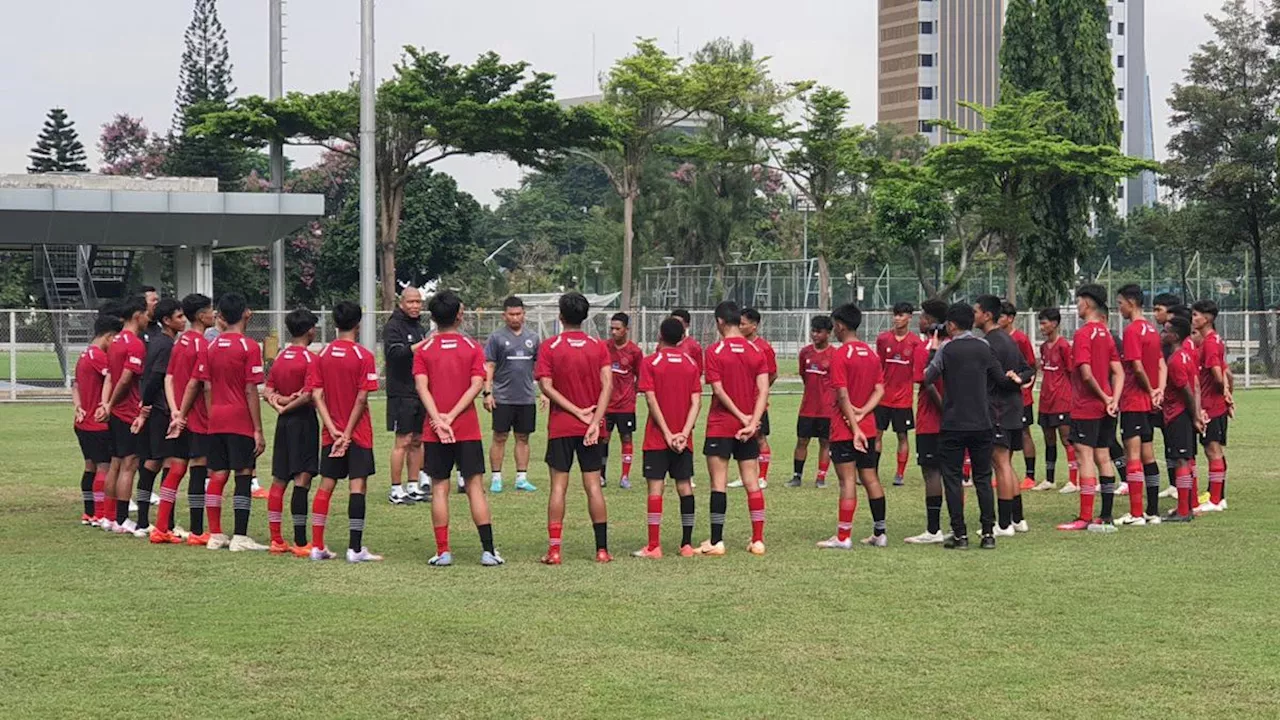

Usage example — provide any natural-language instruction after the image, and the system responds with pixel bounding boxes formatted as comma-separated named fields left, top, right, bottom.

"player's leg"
left=634, top=477, right=666, bottom=558
left=429, top=472, right=453, bottom=565
left=267, top=475, right=290, bottom=551
left=736, top=442, right=766, bottom=554
left=893, top=429, right=909, bottom=486
left=310, top=446, right=342, bottom=560
left=905, top=435, right=945, bottom=544
left=1119, top=416, right=1146, bottom=524
left=817, top=445, right=857, bottom=550
left=698, top=451, right=731, bottom=555
left=580, top=441, right=611, bottom=562
left=858, top=448, right=887, bottom=547
left=135, top=456, right=162, bottom=532
left=758, top=438, right=772, bottom=488
left=489, top=428, right=509, bottom=492
left=967, top=434, right=997, bottom=547
left=89, top=458, right=108, bottom=523
left=1204, top=434, right=1227, bottom=510
left=541, top=438, right=571, bottom=564
left=599, top=424, right=611, bottom=487
left=205, top=434, right=231, bottom=547
left=618, top=430, right=635, bottom=490
left=993, top=439, right=1017, bottom=534
left=513, top=426, right=536, bottom=492
left=1057, top=424, right=1079, bottom=490
left=389, top=431, right=415, bottom=504
left=791, top=418, right=810, bottom=487
left=1091, top=421, right=1119, bottom=530
left=78, top=457, right=95, bottom=523
left=289, top=473, right=313, bottom=555
left=1037, top=419, right=1058, bottom=491
left=939, top=433, right=969, bottom=547
left=229, top=449, right=268, bottom=551
left=345, top=474, right=380, bottom=562
left=115, top=452, right=140, bottom=532
left=676, top=479, right=696, bottom=555
left=1140, top=435, right=1161, bottom=520
left=816, top=434, right=831, bottom=487
left=154, top=445, right=188, bottom=540
left=1059, top=430, right=1099, bottom=530
left=101, top=456, right=120, bottom=529
left=186, top=448, right=209, bottom=542
left=464, top=471, right=501, bottom=565
left=1020, top=405, right=1037, bottom=489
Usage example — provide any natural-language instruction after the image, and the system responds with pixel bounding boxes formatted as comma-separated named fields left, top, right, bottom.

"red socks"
left=896, top=448, right=909, bottom=478
left=156, top=461, right=187, bottom=533
left=434, top=525, right=450, bottom=554
left=1176, top=466, right=1193, bottom=516
left=759, top=448, right=771, bottom=481
left=1067, top=445, right=1079, bottom=485
left=92, top=468, right=107, bottom=520
left=1126, top=460, right=1144, bottom=517
left=1079, top=476, right=1098, bottom=520
left=647, top=495, right=662, bottom=550
left=747, top=490, right=765, bottom=543
left=311, top=488, right=333, bottom=549
left=548, top=521, right=563, bottom=551
left=963, top=451, right=972, bottom=480
left=205, top=473, right=228, bottom=534
left=621, top=441, right=634, bottom=480
left=816, top=458, right=830, bottom=481
left=1209, top=458, right=1226, bottom=504
left=267, top=482, right=285, bottom=544
left=837, top=497, right=856, bottom=542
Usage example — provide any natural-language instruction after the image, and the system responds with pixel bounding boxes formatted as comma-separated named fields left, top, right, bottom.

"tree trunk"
left=1250, top=236, right=1275, bottom=377
left=1005, top=240, right=1019, bottom=306
left=621, top=191, right=635, bottom=312
left=817, top=253, right=830, bottom=311
left=378, top=181, right=403, bottom=310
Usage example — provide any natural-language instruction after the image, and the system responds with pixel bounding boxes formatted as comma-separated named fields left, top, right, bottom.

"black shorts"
left=147, top=412, right=184, bottom=461
left=187, top=431, right=210, bottom=460
left=1039, top=411, right=1071, bottom=429
left=272, top=410, right=319, bottom=480
left=1202, top=414, right=1229, bottom=447
left=320, top=443, right=376, bottom=480
left=386, top=396, right=425, bottom=435
left=992, top=426, right=1024, bottom=452
left=493, top=403, right=536, bottom=435
left=425, top=440, right=485, bottom=480
left=208, top=433, right=257, bottom=472
left=1162, top=412, right=1197, bottom=461
left=1021, top=403, right=1035, bottom=428
left=702, top=436, right=760, bottom=461
left=642, top=448, right=695, bottom=481
left=916, top=433, right=940, bottom=469
left=1070, top=415, right=1118, bottom=449
left=1120, top=411, right=1154, bottom=443
left=109, top=416, right=139, bottom=458
left=875, top=406, right=915, bottom=433
left=831, top=440, right=880, bottom=469
left=1148, top=410, right=1164, bottom=430
left=759, top=410, right=771, bottom=437
left=545, top=436, right=604, bottom=473
left=605, top=412, right=637, bottom=435
left=76, top=428, right=112, bottom=465
left=796, top=415, right=831, bottom=440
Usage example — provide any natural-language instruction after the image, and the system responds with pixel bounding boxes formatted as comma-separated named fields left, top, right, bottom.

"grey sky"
left=0, top=0, right=1223, bottom=205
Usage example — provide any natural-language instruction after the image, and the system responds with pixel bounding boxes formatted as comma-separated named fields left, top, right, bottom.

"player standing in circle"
left=73, top=314, right=121, bottom=525
left=1159, top=316, right=1203, bottom=522
left=1192, top=300, right=1232, bottom=512
left=975, top=295, right=1034, bottom=537
left=1115, top=285, right=1167, bottom=525
left=875, top=302, right=922, bottom=487
left=790, top=315, right=835, bottom=488
left=164, top=294, right=215, bottom=545
left=139, top=298, right=186, bottom=542
left=101, top=296, right=149, bottom=535
left=671, top=308, right=704, bottom=374
left=484, top=296, right=540, bottom=494
left=384, top=287, right=430, bottom=505
left=1152, top=293, right=1185, bottom=498
left=1034, top=308, right=1078, bottom=492
left=739, top=308, right=777, bottom=489
left=904, top=299, right=950, bottom=544
left=999, top=302, right=1040, bottom=490
left=262, top=308, right=321, bottom=556
left=601, top=312, right=643, bottom=489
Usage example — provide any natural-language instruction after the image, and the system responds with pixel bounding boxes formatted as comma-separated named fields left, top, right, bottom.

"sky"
left=0, top=0, right=1225, bottom=206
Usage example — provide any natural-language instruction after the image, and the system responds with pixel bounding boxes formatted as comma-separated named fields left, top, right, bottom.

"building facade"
left=1109, top=0, right=1157, bottom=215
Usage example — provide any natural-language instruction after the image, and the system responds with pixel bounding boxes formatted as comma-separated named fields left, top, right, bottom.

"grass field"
left=2, top=392, right=1279, bottom=719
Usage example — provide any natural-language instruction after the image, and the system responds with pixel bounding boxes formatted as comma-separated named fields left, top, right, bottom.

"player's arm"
left=245, top=380, right=265, bottom=454
left=482, top=361, right=497, bottom=411
left=1181, top=379, right=1203, bottom=433
left=1129, top=355, right=1154, bottom=393
left=583, top=364, right=613, bottom=445
left=104, top=368, right=136, bottom=412
left=277, top=385, right=313, bottom=414
left=1077, top=361, right=1108, bottom=402
left=644, top=389, right=675, bottom=438
left=312, top=387, right=340, bottom=440
left=415, top=372, right=452, bottom=442
left=71, top=374, right=85, bottom=423
left=446, top=376, right=485, bottom=423
left=709, top=380, right=749, bottom=426
left=922, top=343, right=945, bottom=386
left=1108, top=360, right=1125, bottom=412
left=539, top=377, right=589, bottom=418
left=682, top=390, right=702, bottom=439
left=835, top=387, right=869, bottom=451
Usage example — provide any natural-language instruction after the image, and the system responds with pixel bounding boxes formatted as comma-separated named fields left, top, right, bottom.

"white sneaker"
left=1217, top=498, right=1228, bottom=511
left=100, top=518, right=117, bottom=532
left=1143, top=514, right=1163, bottom=525
left=229, top=535, right=269, bottom=552
left=419, top=471, right=431, bottom=485
left=310, top=546, right=335, bottom=561
left=1116, top=513, right=1147, bottom=526
left=119, top=519, right=139, bottom=535
left=131, top=524, right=155, bottom=538
left=171, top=526, right=191, bottom=540
left=346, top=547, right=383, bottom=563
left=1032, top=480, right=1056, bottom=491
left=128, top=499, right=139, bottom=513
left=993, top=524, right=1015, bottom=537
left=1059, top=482, right=1080, bottom=494
left=1013, top=520, right=1030, bottom=533
left=456, top=476, right=466, bottom=493
left=903, top=531, right=946, bottom=544
left=1087, top=520, right=1118, bottom=533
left=860, top=534, right=888, bottom=548
left=1195, top=501, right=1223, bottom=513
left=1116, top=483, right=1130, bottom=496
left=150, top=492, right=161, bottom=505
left=1158, top=486, right=1178, bottom=499
left=206, top=532, right=231, bottom=550
left=727, top=479, right=744, bottom=488
left=962, top=479, right=974, bottom=488
left=759, top=479, right=769, bottom=489
left=816, top=535, right=853, bottom=550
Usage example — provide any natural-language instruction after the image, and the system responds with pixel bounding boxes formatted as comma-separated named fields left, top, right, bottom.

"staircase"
left=36, top=244, right=135, bottom=381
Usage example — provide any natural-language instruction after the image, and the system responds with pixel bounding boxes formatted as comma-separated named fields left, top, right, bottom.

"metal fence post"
left=1245, top=310, right=1252, bottom=389
left=8, top=311, right=16, bottom=401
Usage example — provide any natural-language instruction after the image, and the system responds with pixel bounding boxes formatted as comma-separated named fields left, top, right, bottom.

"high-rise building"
left=1109, top=0, right=1157, bottom=215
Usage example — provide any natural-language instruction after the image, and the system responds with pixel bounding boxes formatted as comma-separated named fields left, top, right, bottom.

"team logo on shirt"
left=525, top=338, right=534, bottom=348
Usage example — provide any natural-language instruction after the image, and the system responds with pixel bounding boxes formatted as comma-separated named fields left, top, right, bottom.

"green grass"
left=12, top=350, right=66, bottom=382
left=2, top=393, right=1279, bottom=719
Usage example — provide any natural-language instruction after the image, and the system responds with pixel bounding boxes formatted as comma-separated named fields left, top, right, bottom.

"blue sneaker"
left=490, top=477, right=503, bottom=493
left=428, top=551, right=453, bottom=567
left=619, top=477, right=632, bottom=490
left=480, top=550, right=505, bottom=566
left=514, top=478, right=537, bottom=492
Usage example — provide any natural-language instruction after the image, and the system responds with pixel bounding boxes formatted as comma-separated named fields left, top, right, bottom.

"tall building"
left=1109, top=0, right=1157, bottom=215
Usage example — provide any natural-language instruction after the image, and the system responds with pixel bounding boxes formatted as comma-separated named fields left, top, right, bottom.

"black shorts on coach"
left=1202, top=414, right=1229, bottom=446
left=875, top=406, right=914, bottom=433
left=320, top=443, right=376, bottom=480
left=147, top=412, right=185, bottom=461
left=916, top=433, right=940, bottom=469
left=1120, top=411, right=1154, bottom=442
left=759, top=409, right=771, bottom=437
left=493, top=403, right=536, bottom=435
left=186, top=430, right=210, bottom=460
left=796, top=415, right=831, bottom=440
left=108, top=416, right=139, bottom=458
left=992, top=426, right=1024, bottom=452
left=1021, top=403, right=1035, bottom=428
left=1070, top=415, right=1117, bottom=448
left=703, top=436, right=760, bottom=461
left=1039, top=411, right=1070, bottom=429
left=830, top=439, right=880, bottom=469
left=273, top=410, right=319, bottom=480
left=605, top=412, right=637, bottom=434
left=1148, top=410, right=1163, bottom=430
left=76, top=428, right=112, bottom=465
left=642, top=448, right=694, bottom=481
left=1163, top=412, right=1197, bottom=461
left=386, top=396, right=425, bottom=435
left=208, top=432, right=257, bottom=472
left=425, top=439, right=486, bottom=480
left=546, top=436, right=604, bottom=473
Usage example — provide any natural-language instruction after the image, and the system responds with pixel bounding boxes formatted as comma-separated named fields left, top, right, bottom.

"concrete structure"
left=1109, top=0, right=1156, bottom=215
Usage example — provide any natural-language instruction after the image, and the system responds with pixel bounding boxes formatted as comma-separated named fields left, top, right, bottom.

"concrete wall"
left=0, top=173, right=217, bottom=193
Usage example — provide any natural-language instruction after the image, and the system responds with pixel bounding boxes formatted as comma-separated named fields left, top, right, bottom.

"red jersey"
left=266, top=344, right=317, bottom=398
left=1038, top=336, right=1073, bottom=415
left=704, top=336, right=768, bottom=438
left=637, top=347, right=702, bottom=451
left=676, top=336, right=704, bottom=374
left=749, top=336, right=778, bottom=376
left=203, top=332, right=265, bottom=438
left=1070, top=322, right=1119, bottom=421
left=107, top=329, right=147, bottom=423
left=1012, top=329, right=1037, bottom=406
left=830, top=340, right=883, bottom=441
left=534, top=331, right=611, bottom=439
left=1198, top=330, right=1229, bottom=419
left=1121, top=318, right=1162, bottom=413
left=798, top=344, right=835, bottom=418
left=412, top=332, right=486, bottom=443
left=606, top=340, right=645, bottom=414
left=1164, top=347, right=1196, bottom=425
left=74, top=345, right=110, bottom=431
left=167, top=330, right=210, bottom=434
left=913, top=340, right=942, bottom=435
left=1182, top=337, right=1200, bottom=368
left=310, top=339, right=379, bottom=449
left=875, top=330, right=923, bottom=409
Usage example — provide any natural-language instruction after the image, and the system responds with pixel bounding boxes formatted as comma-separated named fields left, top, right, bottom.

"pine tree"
left=164, top=0, right=245, bottom=186
left=27, top=108, right=89, bottom=173
left=999, top=0, right=1043, bottom=101
left=1041, top=0, right=1121, bottom=148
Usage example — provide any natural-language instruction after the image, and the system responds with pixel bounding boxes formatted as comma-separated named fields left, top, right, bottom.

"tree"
left=27, top=108, right=89, bottom=173
left=872, top=174, right=953, bottom=298
left=98, top=114, right=167, bottom=176
left=999, top=0, right=1044, bottom=100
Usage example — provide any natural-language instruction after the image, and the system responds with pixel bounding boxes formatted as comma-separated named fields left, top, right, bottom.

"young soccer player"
left=535, top=292, right=613, bottom=564
left=1192, top=299, right=1232, bottom=512
left=140, top=298, right=186, bottom=542
left=101, top=296, right=149, bottom=535
left=1160, top=316, right=1203, bottom=522
left=791, top=315, right=835, bottom=488
left=1034, top=308, right=1078, bottom=493
left=975, top=296, right=1034, bottom=537
left=633, top=317, right=703, bottom=558
left=698, top=300, right=769, bottom=556
left=602, top=312, right=643, bottom=489
left=999, top=302, right=1039, bottom=489
left=1057, top=285, right=1125, bottom=532
left=905, top=298, right=949, bottom=544
left=740, top=308, right=777, bottom=488
left=1152, top=293, right=1184, bottom=497
left=73, top=314, right=121, bottom=525
left=671, top=308, right=704, bottom=374
left=875, top=302, right=922, bottom=487
left=310, top=301, right=382, bottom=563
left=200, top=293, right=268, bottom=552
left=164, top=293, right=215, bottom=545
left=413, top=291, right=503, bottom=567
left=1116, top=285, right=1167, bottom=525
left=818, top=303, right=886, bottom=549
left=263, top=308, right=321, bottom=556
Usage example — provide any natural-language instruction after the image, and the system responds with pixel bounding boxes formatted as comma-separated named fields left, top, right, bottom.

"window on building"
left=918, top=120, right=934, bottom=133
left=1117, top=184, right=1125, bottom=199
left=1120, top=120, right=1125, bottom=132
left=919, top=87, right=934, bottom=100
left=1117, top=87, right=1125, bottom=101
left=1118, top=22, right=1125, bottom=35
left=920, top=21, right=934, bottom=34
left=919, top=53, right=934, bottom=67
left=1118, top=54, right=1125, bottom=68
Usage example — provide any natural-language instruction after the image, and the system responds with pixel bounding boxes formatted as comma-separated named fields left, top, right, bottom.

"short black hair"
left=94, top=314, right=123, bottom=337
left=155, top=297, right=182, bottom=323
left=946, top=302, right=975, bottom=331
left=714, top=300, right=741, bottom=326
left=810, top=315, right=833, bottom=332
left=217, top=292, right=248, bottom=325
left=974, top=294, right=1002, bottom=318
left=831, top=303, right=862, bottom=332
left=611, top=312, right=630, bottom=327
left=503, top=295, right=524, bottom=309
left=920, top=299, right=948, bottom=323
left=1118, top=283, right=1145, bottom=306
left=892, top=302, right=915, bottom=315
left=139, top=285, right=157, bottom=294
left=1037, top=307, right=1061, bottom=324
left=1153, top=292, right=1181, bottom=309
left=671, top=308, right=691, bottom=324
left=181, top=293, right=212, bottom=321
left=116, top=295, right=147, bottom=322
left=429, top=291, right=463, bottom=326
left=1000, top=301, right=1017, bottom=319
left=1191, top=299, right=1219, bottom=321
left=742, top=307, right=762, bottom=324
left=659, top=317, right=684, bottom=346
left=285, top=308, right=318, bottom=339
left=1167, top=315, right=1192, bottom=342
left=1076, top=284, right=1108, bottom=313
left=333, top=300, right=362, bottom=331
left=559, top=292, right=589, bottom=326
left=1170, top=304, right=1192, bottom=322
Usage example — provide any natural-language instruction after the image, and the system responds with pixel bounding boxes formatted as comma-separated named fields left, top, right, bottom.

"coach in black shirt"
left=383, top=287, right=430, bottom=504
left=975, top=295, right=1034, bottom=534
left=923, top=303, right=1024, bottom=549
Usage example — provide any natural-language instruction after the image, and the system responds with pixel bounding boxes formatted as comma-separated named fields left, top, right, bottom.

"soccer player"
left=1153, top=293, right=1185, bottom=497
left=535, top=292, right=613, bottom=564
left=101, top=296, right=149, bottom=535
left=791, top=315, right=835, bottom=488
left=975, top=296, right=1034, bottom=537
left=414, top=291, right=503, bottom=566
left=671, top=308, right=704, bottom=373
left=698, top=300, right=769, bottom=556
left=384, top=287, right=430, bottom=504
left=263, top=308, right=321, bottom=556
left=310, top=301, right=382, bottom=563
left=818, top=303, right=887, bottom=549
left=164, top=293, right=215, bottom=545
left=1057, top=285, right=1125, bottom=532
left=633, top=317, right=703, bottom=558
left=876, top=302, right=923, bottom=487
left=138, top=298, right=185, bottom=541
left=905, top=299, right=949, bottom=544
left=1192, top=299, right=1232, bottom=512
left=484, top=296, right=540, bottom=494
left=1034, top=308, right=1078, bottom=493
left=1160, top=316, right=1203, bottom=522
left=739, top=308, right=777, bottom=488
left=200, top=293, right=268, bottom=552
left=602, top=312, right=643, bottom=489
left=1115, top=285, right=1167, bottom=526
left=999, top=302, right=1039, bottom=489
left=73, top=314, right=121, bottom=525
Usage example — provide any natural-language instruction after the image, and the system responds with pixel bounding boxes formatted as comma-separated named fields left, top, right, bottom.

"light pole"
left=358, top=0, right=376, bottom=350
left=845, top=272, right=854, bottom=303
left=591, top=260, right=602, bottom=294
